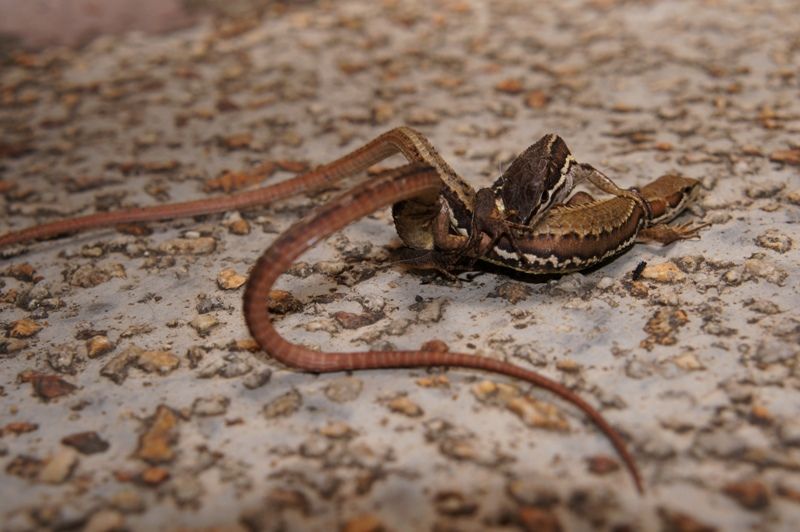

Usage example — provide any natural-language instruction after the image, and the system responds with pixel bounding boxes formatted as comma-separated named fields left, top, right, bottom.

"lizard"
left=0, top=126, right=639, bottom=254
left=0, top=128, right=703, bottom=494
left=242, top=164, right=702, bottom=496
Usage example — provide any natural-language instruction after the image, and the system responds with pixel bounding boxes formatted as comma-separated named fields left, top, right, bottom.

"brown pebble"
left=221, top=132, right=253, bottom=149
left=640, top=262, right=686, bottom=283
left=9, top=318, right=42, bottom=338
left=769, top=148, right=800, bottom=166
left=136, top=350, right=180, bottom=374
left=342, top=514, right=383, bottom=532
left=267, top=290, right=304, bottom=314
left=628, top=280, right=649, bottom=298
left=28, top=373, right=78, bottom=401
left=217, top=268, right=247, bottom=290
left=263, top=389, right=302, bottom=418
left=755, top=229, right=792, bottom=253
left=189, top=315, right=220, bottom=336
left=472, top=380, right=519, bottom=405
left=434, top=491, right=478, bottom=516
left=139, top=466, right=171, bottom=485
left=671, top=352, right=704, bottom=371
left=325, top=377, right=363, bottom=403
left=416, top=375, right=450, bottom=388
left=777, top=484, right=800, bottom=504
left=334, top=311, right=382, bottom=329
left=555, top=359, right=580, bottom=373
left=38, top=448, right=79, bottom=484
left=86, top=335, right=114, bottom=358
left=387, top=396, right=424, bottom=417
left=494, top=281, right=532, bottom=304
left=158, top=237, right=216, bottom=255
left=525, top=89, right=550, bottom=109
left=495, top=78, right=525, bottom=94
left=62, top=431, right=110, bottom=454
left=136, top=405, right=179, bottom=464
left=587, top=455, right=621, bottom=475
left=5, top=455, right=44, bottom=479
left=507, top=397, right=569, bottom=431
left=3, top=262, right=38, bottom=282
left=518, top=506, right=562, bottom=532
left=750, top=404, right=772, bottom=425
left=723, top=480, right=770, bottom=510
left=227, top=218, right=251, bottom=235
left=420, top=339, right=449, bottom=352
left=641, top=308, right=689, bottom=349
left=2, top=421, right=38, bottom=436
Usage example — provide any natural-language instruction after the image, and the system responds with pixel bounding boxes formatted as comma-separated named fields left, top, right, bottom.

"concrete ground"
left=1, top=1, right=799, bottom=530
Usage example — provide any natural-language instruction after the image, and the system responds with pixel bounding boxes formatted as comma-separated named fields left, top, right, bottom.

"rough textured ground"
left=1, top=1, right=799, bottom=530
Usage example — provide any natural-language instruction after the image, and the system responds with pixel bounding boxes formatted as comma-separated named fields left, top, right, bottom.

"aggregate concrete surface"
left=1, top=1, right=799, bottom=530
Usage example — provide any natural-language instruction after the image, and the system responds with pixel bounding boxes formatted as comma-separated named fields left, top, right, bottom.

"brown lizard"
left=242, top=164, right=701, bottom=495
left=0, top=127, right=635, bottom=251
left=0, top=129, right=703, bottom=494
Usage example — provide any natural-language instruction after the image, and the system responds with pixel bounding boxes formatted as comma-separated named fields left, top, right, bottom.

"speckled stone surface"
left=1, top=1, right=799, bottom=530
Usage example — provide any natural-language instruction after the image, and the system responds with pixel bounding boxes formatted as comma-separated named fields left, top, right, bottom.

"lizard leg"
left=431, top=201, right=469, bottom=252
left=637, top=222, right=707, bottom=245
left=448, top=187, right=533, bottom=270
left=571, top=163, right=652, bottom=217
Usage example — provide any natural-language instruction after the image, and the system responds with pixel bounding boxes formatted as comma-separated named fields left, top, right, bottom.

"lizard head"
left=640, top=174, right=701, bottom=224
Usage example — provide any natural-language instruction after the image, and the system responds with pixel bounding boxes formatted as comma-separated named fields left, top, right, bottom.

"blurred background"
left=0, top=0, right=284, bottom=50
